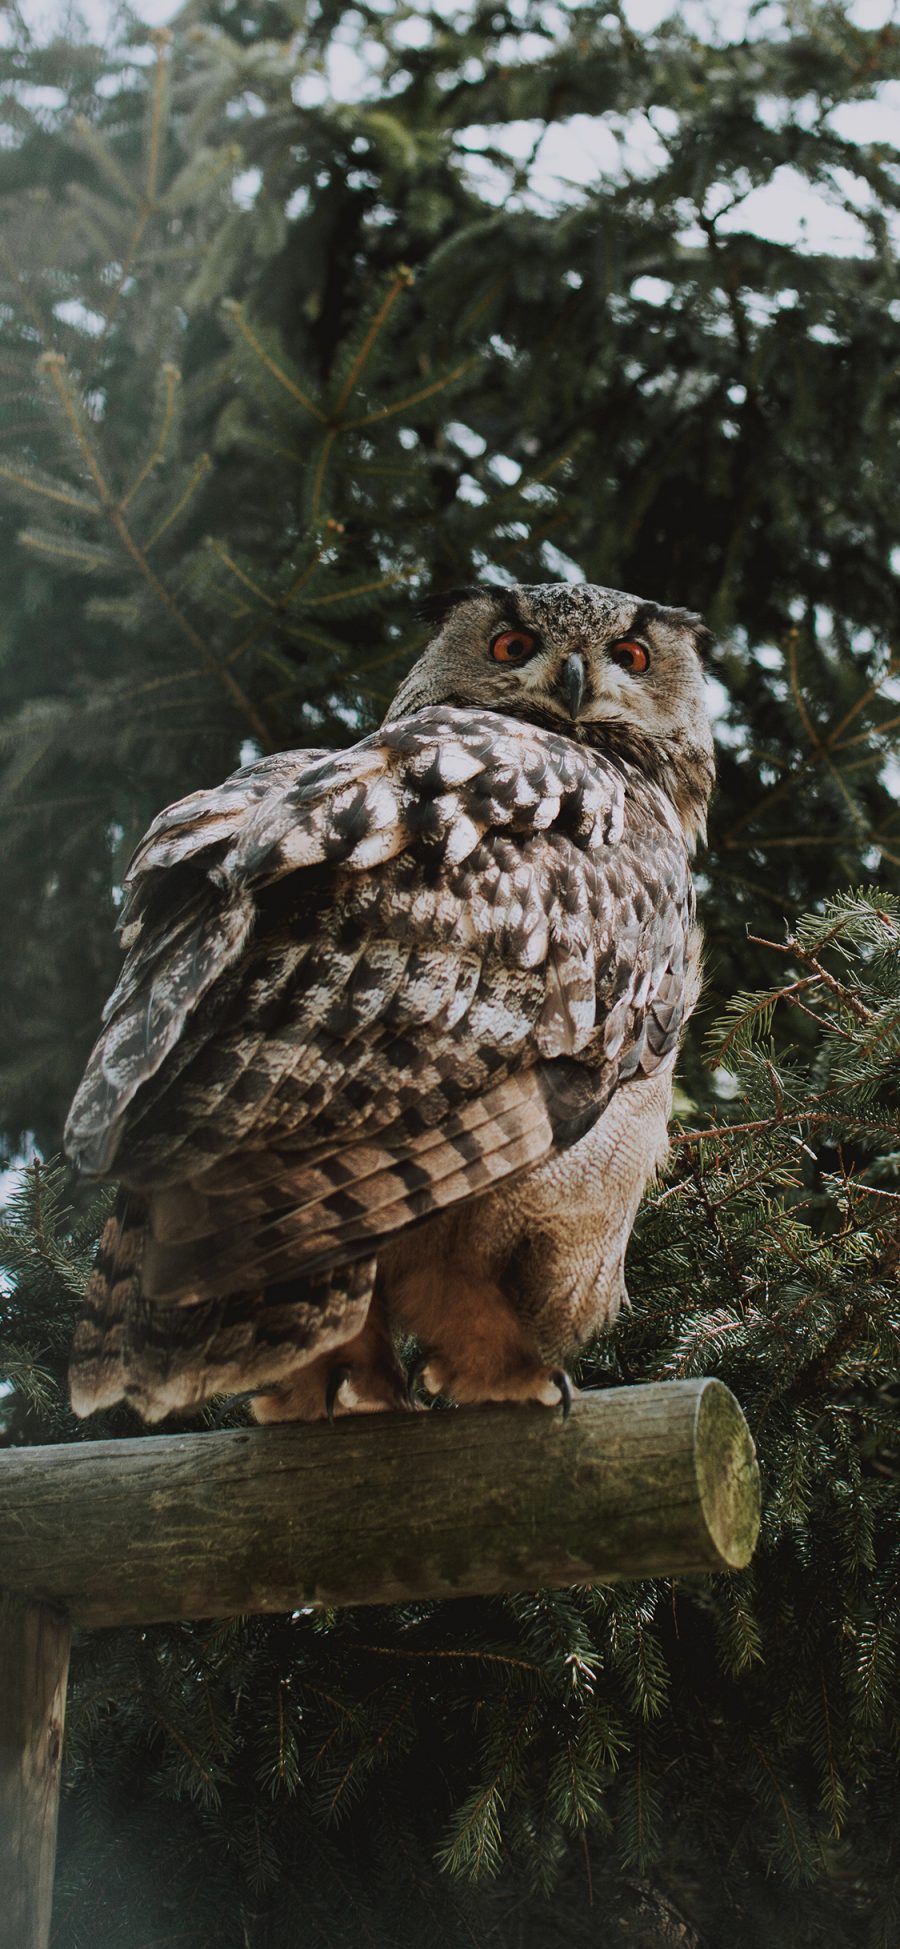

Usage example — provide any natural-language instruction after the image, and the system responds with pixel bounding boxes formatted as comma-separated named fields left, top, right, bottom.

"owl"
left=65, top=584, right=714, bottom=1424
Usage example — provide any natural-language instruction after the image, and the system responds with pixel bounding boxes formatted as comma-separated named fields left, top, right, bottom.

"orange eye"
left=610, top=639, right=650, bottom=674
left=490, top=629, right=539, bottom=664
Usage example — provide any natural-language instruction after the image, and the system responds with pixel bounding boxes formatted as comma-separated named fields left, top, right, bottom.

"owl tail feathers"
left=69, top=1189, right=148, bottom=1417
left=70, top=1190, right=377, bottom=1424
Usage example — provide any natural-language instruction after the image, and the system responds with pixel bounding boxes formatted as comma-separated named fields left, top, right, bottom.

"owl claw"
left=551, top=1368, right=574, bottom=1418
left=325, top=1364, right=352, bottom=1423
left=216, top=1386, right=278, bottom=1420
left=404, top=1352, right=429, bottom=1404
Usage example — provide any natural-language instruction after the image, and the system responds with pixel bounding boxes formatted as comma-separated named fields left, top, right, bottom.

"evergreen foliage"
left=1, top=2, right=899, bottom=1943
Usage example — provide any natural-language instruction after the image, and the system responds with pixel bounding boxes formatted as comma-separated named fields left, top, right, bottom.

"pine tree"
left=1, top=4, right=899, bottom=1945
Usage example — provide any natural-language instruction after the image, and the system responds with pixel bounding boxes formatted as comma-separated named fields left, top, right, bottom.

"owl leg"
left=251, top=1265, right=410, bottom=1423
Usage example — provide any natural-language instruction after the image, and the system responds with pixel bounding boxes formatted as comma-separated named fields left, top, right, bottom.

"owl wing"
left=65, top=706, right=693, bottom=1307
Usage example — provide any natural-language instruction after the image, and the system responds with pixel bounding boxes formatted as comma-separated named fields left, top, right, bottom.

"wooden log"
left=0, top=1382, right=759, bottom=1626
left=0, top=1595, right=70, bottom=1949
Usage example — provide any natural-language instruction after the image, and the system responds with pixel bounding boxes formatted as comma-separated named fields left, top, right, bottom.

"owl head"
left=388, top=583, right=716, bottom=848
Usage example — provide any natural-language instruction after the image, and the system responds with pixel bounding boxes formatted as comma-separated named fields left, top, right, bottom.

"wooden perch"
left=1, top=1380, right=759, bottom=1624
left=0, top=1380, right=760, bottom=1949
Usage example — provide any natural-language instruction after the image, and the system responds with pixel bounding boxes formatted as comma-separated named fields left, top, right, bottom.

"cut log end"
left=693, top=1377, right=761, bottom=1571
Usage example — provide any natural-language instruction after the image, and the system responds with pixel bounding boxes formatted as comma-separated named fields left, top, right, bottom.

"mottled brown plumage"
left=66, top=583, right=714, bottom=1422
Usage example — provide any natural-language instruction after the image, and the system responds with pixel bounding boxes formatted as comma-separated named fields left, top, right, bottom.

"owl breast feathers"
left=66, top=583, right=714, bottom=1423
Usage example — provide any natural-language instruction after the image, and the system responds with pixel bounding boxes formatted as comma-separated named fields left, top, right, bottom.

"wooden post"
left=0, top=1381, right=760, bottom=1626
left=0, top=1595, right=70, bottom=1949
left=0, top=1380, right=760, bottom=1942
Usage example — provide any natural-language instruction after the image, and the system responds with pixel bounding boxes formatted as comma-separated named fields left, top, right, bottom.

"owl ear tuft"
left=416, top=584, right=505, bottom=627
left=690, top=618, right=716, bottom=660
left=664, top=607, right=715, bottom=660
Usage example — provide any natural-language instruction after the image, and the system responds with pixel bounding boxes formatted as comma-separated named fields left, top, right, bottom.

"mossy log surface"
left=0, top=1381, right=759, bottom=1626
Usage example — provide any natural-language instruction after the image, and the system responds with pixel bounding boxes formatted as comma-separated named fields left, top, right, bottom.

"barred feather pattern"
left=66, top=697, right=701, bottom=1421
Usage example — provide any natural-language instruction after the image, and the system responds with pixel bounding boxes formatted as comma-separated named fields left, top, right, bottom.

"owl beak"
left=557, top=653, right=587, bottom=721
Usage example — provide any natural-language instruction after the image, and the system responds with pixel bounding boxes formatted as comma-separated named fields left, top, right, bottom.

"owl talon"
left=216, top=1386, right=277, bottom=1418
left=551, top=1369, right=574, bottom=1418
left=325, top=1365, right=352, bottom=1423
left=404, top=1353, right=428, bottom=1405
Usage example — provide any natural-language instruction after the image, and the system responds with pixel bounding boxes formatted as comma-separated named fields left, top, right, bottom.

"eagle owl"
left=65, top=584, right=714, bottom=1423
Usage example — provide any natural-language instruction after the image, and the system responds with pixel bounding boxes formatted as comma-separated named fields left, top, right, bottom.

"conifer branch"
left=709, top=974, right=818, bottom=1062
left=308, top=428, right=337, bottom=523
left=37, top=352, right=274, bottom=749
left=719, top=773, right=804, bottom=840
left=75, top=38, right=174, bottom=383
left=305, top=570, right=414, bottom=607
left=724, top=833, right=855, bottom=850
left=724, top=640, right=900, bottom=843
left=786, top=632, right=822, bottom=751
left=834, top=706, right=900, bottom=752
left=223, top=532, right=347, bottom=668
left=457, top=273, right=508, bottom=332
left=350, top=1644, right=545, bottom=1675
left=327, top=1686, right=414, bottom=1821
left=120, top=361, right=179, bottom=510
left=145, top=453, right=212, bottom=549
left=0, top=461, right=99, bottom=514
left=0, top=794, right=99, bottom=819
left=0, top=240, right=57, bottom=351
left=858, top=1006, right=900, bottom=1060
left=74, top=37, right=181, bottom=389
left=747, top=1738, right=806, bottom=1874
left=436, top=1767, right=508, bottom=1879
left=344, top=359, right=477, bottom=429
left=827, top=652, right=900, bottom=747
left=72, top=114, right=141, bottom=208
left=332, top=267, right=415, bottom=420
left=206, top=541, right=279, bottom=608
left=145, top=1701, right=221, bottom=1798
left=144, top=30, right=172, bottom=207
left=745, top=934, right=876, bottom=1022
left=283, top=533, right=339, bottom=602
left=821, top=749, right=869, bottom=829
left=672, top=1111, right=858, bottom=1149
left=276, top=622, right=354, bottom=654
left=222, top=301, right=327, bottom=421
left=18, top=528, right=114, bottom=570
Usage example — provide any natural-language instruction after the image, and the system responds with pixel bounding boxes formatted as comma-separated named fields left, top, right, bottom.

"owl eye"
left=610, top=639, right=650, bottom=674
left=490, top=629, right=539, bottom=664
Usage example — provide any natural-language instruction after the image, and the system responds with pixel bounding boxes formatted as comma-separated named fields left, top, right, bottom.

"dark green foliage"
left=1, top=3, right=899, bottom=1944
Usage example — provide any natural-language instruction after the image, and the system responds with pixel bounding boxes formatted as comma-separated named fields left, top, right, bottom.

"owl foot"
left=251, top=1352, right=413, bottom=1422
left=251, top=1297, right=412, bottom=1423
left=324, top=1359, right=414, bottom=1421
left=416, top=1353, right=575, bottom=1413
